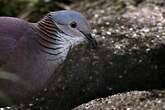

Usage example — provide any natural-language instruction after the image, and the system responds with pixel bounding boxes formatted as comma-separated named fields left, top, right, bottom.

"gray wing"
left=0, top=17, right=34, bottom=65
left=0, top=35, right=17, bottom=65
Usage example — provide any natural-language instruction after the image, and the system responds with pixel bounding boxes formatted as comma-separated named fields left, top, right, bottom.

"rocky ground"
left=72, top=0, right=165, bottom=110
left=73, top=89, right=165, bottom=110
left=4, top=0, right=165, bottom=110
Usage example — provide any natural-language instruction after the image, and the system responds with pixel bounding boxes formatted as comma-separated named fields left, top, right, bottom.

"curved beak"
left=84, top=33, right=97, bottom=49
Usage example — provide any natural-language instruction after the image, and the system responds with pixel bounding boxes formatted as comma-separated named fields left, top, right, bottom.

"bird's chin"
left=67, top=37, right=86, bottom=48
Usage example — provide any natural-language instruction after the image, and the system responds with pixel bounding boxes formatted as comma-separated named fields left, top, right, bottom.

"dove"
left=0, top=10, right=97, bottom=106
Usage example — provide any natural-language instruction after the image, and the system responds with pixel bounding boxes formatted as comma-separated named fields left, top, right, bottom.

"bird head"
left=47, top=10, right=97, bottom=49
left=37, top=10, right=97, bottom=59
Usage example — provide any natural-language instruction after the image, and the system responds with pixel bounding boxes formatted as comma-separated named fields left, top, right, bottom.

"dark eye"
left=70, top=21, right=77, bottom=28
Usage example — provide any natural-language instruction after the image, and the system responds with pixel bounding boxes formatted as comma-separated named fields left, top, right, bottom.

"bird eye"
left=70, top=21, right=77, bottom=28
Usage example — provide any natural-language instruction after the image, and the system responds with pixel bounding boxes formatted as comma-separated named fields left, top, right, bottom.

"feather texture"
left=0, top=15, right=72, bottom=105
left=0, top=10, right=96, bottom=106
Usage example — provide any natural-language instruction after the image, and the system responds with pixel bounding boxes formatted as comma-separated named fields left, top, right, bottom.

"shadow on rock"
left=26, top=43, right=165, bottom=110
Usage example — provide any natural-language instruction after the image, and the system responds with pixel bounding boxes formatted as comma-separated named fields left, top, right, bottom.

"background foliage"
left=0, top=0, right=74, bottom=22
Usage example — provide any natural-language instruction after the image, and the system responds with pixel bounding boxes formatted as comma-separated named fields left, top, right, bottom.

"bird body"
left=0, top=10, right=97, bottom=106
left=0, top=17, right=55, bottom=103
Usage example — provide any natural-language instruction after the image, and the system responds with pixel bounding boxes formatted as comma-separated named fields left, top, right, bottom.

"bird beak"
left=84, top=33, right=97, bottom=49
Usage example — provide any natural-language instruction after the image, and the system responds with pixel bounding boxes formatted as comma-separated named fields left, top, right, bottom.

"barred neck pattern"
left=37, top=15, right=70, bottom=61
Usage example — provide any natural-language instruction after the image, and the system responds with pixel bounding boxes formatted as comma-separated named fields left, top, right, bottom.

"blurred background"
left=0, top=0, right=76, bottom=22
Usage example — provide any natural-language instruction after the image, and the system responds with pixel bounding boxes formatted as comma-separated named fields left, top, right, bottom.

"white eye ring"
left=70, top=21, right=77, bottom=28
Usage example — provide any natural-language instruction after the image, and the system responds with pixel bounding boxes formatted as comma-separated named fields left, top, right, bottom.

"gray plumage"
left=0, top=10, right=97, bottom=106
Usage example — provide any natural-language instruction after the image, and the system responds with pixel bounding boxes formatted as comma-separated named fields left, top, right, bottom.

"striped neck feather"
left=37, top=15, right=70, bottom=61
